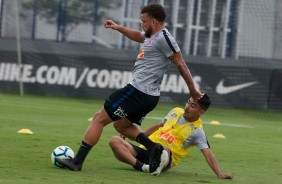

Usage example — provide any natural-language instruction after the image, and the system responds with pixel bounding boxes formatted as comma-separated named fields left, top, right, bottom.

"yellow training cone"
left=213, top=133, right=225, bottom=139
left=17, top=129, right=33, bottom=135
left=210, top=120, right=221, bottom=125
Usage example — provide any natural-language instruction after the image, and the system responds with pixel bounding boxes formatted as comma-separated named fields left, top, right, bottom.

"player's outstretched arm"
left=143, top=122, right=164, bottom=137
left=104, top=20, right=144, bottom=43
left=168, top=52, right=203, bottom=101
left=201, top=148, right=234, bottom=179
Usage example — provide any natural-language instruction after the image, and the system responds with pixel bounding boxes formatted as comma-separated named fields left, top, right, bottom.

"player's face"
left=141, top=13, right=153, bottom=37
left=183, top=98, right=203, bottom=122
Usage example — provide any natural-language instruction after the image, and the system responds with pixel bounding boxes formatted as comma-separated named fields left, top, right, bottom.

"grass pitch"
left=0, top=93, right=281, bottom=184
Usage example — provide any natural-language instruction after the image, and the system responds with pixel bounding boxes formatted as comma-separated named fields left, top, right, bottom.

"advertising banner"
left=0, top=50, right=278, bottom=109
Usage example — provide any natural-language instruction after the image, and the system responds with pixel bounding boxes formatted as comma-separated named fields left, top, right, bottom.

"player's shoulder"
left=193, top=127, right=206, bottom=137
left=170, top=107, right=184, bottom=114
left=172, top=107, right=184, bottom=111
left=166, top=107, right=183, bottom=112
left=160, top=28, right=172, bottom=36
left=154, top=28, right=171, bottom=40
left=163, top=107, right=183, bottom=121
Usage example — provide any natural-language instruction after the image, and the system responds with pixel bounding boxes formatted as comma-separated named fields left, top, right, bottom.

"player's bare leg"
left=109, top=136, right=138, bottom=166
left=55, top=107, right=112, bottom=171
left=84, top=108, right=113, bottom=145
left=113, top=119, right=163, bottom=173
left=109, top=136, right=149, bottom=172
left=113, top=119, right=141, bottom=140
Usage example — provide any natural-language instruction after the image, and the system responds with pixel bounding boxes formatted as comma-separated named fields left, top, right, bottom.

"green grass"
left=0, top=93, right=281, bottom=184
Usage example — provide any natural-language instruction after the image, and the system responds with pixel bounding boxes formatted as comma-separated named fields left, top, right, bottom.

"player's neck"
left=184, top=116, right=200, bottom=123
left=151, top=24, right=165, bottom=35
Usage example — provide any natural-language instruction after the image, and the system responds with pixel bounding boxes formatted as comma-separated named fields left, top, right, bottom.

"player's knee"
left=91, top=110, right=111, bottom=126
left=109, top=136, right=122, bottom=149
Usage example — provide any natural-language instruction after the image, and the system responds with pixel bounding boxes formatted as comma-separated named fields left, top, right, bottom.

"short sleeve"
left=183, top=128, right=210, bottom=150
left=156, top=30, right=180, bottom=58
left=193, top=128, right=210, bottom=150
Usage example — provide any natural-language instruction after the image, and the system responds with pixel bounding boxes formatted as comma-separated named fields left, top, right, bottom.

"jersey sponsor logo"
left=113, top=107, right=127, bottom=118
left=137, top=49, right=144, bottom=58
left=215, top=79, right=258, bottom=95
left=189, top=123, right=194, bottom=130
left=158, top=131, right=175, bottom=144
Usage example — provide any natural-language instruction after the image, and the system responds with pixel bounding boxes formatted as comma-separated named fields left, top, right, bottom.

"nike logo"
left=216, top=80, right=258, bottom=95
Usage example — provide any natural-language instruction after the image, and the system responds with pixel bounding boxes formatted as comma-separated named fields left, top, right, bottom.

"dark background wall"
left=0, top=39, right=281, bottom=109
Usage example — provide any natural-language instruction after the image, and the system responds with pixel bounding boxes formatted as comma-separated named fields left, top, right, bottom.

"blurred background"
left=0, top=0, right=281, bottom=109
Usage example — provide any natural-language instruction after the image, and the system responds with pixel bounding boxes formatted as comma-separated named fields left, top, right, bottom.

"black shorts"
left=131, top=144, right=172, bottom=172
left=104, top=84, right=159, bottom=125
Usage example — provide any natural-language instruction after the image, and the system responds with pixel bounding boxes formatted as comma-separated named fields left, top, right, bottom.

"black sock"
left=136, top=133, right=154, bottom=150
left=134, top=160, right=144, bottom=171
left=73, top=140, right=93, bottom=165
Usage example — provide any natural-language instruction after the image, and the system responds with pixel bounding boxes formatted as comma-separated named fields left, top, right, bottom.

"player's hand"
left=119, top=134, right=126, bottom=140
left=221, top=173, right=234, bottom=179
left=193, top=91, right=204, bottom=102
left=104, top=20, right=118, bottom=30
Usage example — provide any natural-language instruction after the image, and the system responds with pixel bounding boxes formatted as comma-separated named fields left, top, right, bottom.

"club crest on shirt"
left=189, top=123, right=194, bottom=130
left=143, top=37, right=157, bottom=46
left=170, top=113, right=178, bottom=119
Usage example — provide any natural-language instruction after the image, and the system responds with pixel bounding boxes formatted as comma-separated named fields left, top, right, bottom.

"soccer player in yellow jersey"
left=109, top=94, right=233, bottom=179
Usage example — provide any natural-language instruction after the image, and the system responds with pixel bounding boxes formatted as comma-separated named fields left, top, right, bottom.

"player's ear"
left=152, top=18, right=157, bottom=25
left=198, top=109, right=205, bottom=116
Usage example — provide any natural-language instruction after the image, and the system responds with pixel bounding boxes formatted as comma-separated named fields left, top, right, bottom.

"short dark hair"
left=141, top=4, right=166, bottom=22
left=197, top=94, right=211, bottom=111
